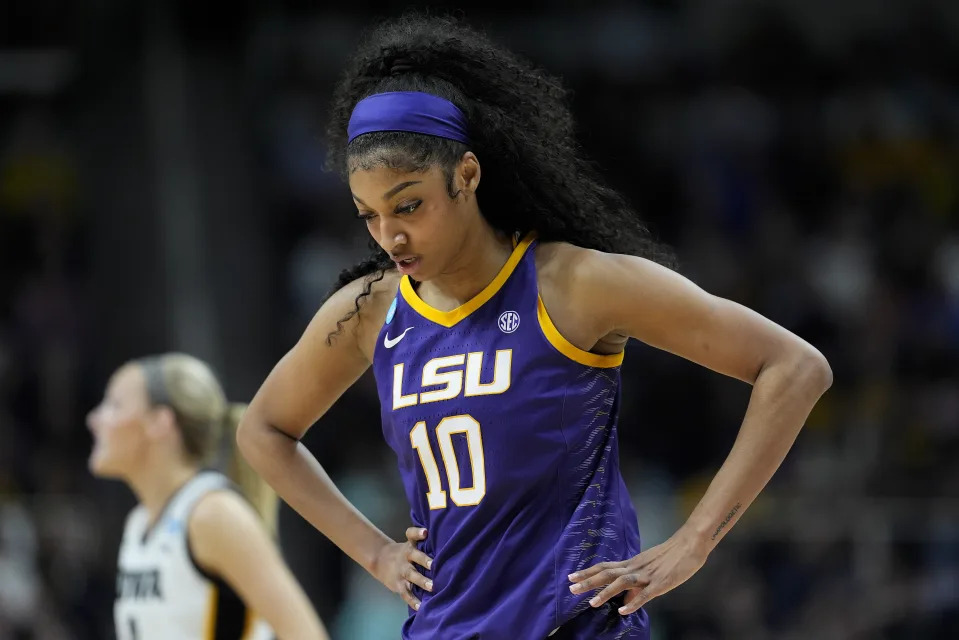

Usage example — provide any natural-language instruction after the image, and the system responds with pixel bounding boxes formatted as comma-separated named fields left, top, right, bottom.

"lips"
left=393, top=255, right=421, bottom=275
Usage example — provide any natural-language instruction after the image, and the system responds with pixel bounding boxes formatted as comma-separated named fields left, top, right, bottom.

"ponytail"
left=136, top=353, right=279, bottom=534
left=221, top=403, right=279, bottom=536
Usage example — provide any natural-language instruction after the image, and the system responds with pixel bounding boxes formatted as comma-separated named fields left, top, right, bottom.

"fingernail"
left=618, top=607, right=628, bottom=615
left=413, top=602, right=420, bottom=611
left=589, top=597, right=599, bottom=607
left=569, top=584, right=581, bottom=594
left=568, top=572, right=579, bottom=580
left=425, top=580, right=433, bottom=591
left=421, top=528, right=428, bottom=536
left=427, top=559, right=433, bottom=569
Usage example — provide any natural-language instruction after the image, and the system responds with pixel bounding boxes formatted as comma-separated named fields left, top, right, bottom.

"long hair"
left=324, top=12, right=675, bottom=341
left=138, top=353, right=279, bottom=536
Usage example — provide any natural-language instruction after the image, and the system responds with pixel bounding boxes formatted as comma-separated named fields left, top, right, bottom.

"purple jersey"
left=373, top=235, right=650, bottom=639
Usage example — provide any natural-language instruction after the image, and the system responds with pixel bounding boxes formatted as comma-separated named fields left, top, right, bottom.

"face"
left=349, top=153, right=481, bottom=281
left=86, top=364, right=153, bottom=478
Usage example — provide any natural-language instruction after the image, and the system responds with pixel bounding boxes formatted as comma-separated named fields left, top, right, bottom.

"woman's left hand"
left=567, top=527, right=709, bottom=615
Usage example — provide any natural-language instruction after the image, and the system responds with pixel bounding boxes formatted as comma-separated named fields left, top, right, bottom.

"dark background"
left=1, top=1, right=957, bottom=638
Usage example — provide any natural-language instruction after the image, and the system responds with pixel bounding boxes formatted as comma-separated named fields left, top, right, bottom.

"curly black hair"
left=324, top=12, right=675, bottom=342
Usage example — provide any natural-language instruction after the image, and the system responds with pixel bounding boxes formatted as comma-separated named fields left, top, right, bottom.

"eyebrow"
left=351, top=180, right=422, bottom=206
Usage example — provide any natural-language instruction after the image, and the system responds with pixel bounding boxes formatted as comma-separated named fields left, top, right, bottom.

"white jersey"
left=114, top=471, right=273, bottom=640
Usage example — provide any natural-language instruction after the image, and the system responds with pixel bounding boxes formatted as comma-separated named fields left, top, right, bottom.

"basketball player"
left=87, top=353, right=328, bottom=640
left=236, top=13, right=833, bottom=640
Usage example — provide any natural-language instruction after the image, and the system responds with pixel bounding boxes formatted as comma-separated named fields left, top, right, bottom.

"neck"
left=421, top=219, right=515, bottom=308
left=126, top=456, right=198, bottom=524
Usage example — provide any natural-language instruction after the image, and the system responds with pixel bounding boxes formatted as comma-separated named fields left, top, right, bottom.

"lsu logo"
left=393, top=350, right=511, bottom=409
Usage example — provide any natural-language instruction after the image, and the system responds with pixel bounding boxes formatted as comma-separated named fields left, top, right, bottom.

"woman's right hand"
left=371, top=526, right=434, bottom=610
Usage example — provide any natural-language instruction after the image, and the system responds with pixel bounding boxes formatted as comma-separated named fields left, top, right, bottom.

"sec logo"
left=498, top=310, right=520, bottom=333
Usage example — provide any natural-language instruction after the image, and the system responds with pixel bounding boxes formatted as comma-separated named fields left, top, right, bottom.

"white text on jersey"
left=393, top=350, right=512, bottom=409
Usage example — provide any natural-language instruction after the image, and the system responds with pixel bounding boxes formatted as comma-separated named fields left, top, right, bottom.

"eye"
left=357, top=212, right=377, bottom=223
left=395, top=200, right=421, bottom=215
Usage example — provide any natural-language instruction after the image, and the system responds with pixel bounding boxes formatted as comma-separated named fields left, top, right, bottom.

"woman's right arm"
left=236, top=278, right=393, bottom=575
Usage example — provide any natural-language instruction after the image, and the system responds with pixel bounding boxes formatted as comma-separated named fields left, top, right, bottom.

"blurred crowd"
left=1, top=1, right=957, bottom=638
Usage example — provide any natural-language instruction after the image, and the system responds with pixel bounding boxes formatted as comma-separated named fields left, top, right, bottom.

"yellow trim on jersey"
left=204, top=585, right=218, bottom=640
left=399, top=233, right=536, bottom=327
left=537, top=296, right=624, bottom=368
left=241, top=609, right=255, bottom=639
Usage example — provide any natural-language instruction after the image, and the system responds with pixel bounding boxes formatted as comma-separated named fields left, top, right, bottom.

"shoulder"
left=188, top=489, right=257, bottom=529
left=325, top=268, right=401, bottom=325
left=534, top=240, right=663, bottom=295
left=187, top=490, right=259, bottom=545
left=186, top=490, right=267, bottom=570
left=533, top=241, right=676, bottom=348
left=307, top=268, right=401, bottom=361
left=533, top=241, right=594, bottom=291
left=533, top=240, right=628, bottom=312
left=533, top=241, right=625, bottom=350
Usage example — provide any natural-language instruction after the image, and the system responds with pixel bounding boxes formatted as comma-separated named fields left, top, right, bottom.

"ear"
left=457, top=151, right=481, bottom=197
left=144, top=405, right=178, bottom=442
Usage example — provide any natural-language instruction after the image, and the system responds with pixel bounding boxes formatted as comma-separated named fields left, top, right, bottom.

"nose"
left=378, top=219, right=408, bottom=256
left=389, top=232, right=409, bottom=257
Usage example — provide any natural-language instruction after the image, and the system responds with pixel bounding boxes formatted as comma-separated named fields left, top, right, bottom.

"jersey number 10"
left=410, top=415, right=486, bottom=509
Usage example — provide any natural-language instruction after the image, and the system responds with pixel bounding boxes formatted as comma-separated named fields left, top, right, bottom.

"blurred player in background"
left=87, top=353, right=329, bottom=640
left=238, top=12, right=832, bottom=640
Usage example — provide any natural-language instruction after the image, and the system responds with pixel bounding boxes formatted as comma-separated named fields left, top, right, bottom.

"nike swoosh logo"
left=384, top=327, right=414, bottom=349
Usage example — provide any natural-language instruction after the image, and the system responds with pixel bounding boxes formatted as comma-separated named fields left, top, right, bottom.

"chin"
left=409, top=262, right=437, bottom=282
left=88, top=452, right=120, bottom=478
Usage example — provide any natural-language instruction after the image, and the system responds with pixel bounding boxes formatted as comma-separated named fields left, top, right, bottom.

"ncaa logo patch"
left=386, top=297, right=397, bottom=325
left=498, top=310, right=520, bottom=333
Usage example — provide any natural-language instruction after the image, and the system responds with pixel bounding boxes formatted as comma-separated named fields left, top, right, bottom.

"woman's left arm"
left=564, top=249, right=832, bottom=614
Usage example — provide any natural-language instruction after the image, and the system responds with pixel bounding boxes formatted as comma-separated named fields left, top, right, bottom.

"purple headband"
left=347, top=91, right=471, bottom=145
